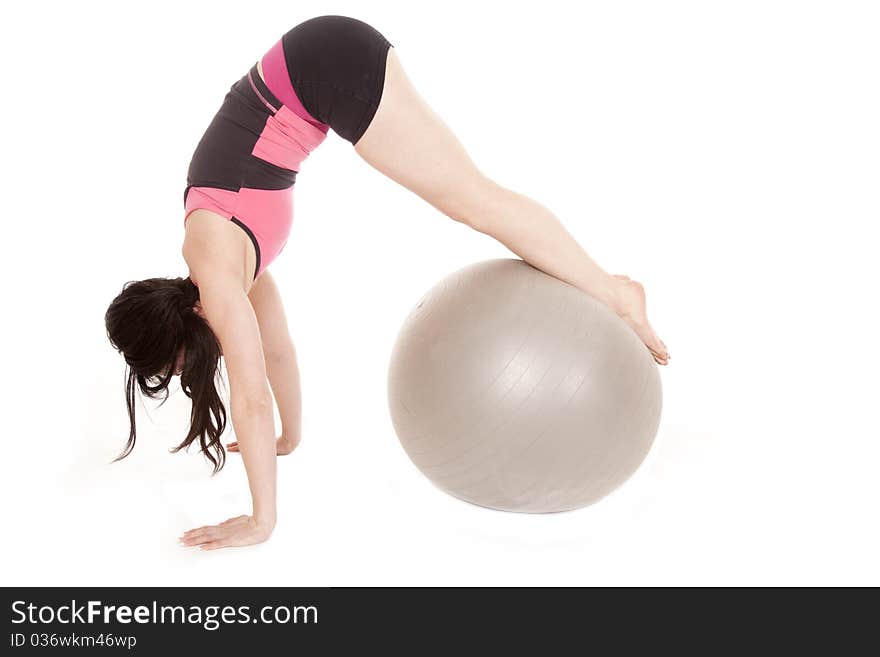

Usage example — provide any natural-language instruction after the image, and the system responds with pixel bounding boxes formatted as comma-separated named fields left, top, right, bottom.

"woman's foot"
left=226, top=435, right=301, bottom=456
left=608, top=275, right=669, bottom=365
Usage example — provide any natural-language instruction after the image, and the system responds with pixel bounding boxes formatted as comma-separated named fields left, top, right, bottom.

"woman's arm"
left=226, top=271, right=303, bottom=455
left=179, top=223, right=278, bottom=549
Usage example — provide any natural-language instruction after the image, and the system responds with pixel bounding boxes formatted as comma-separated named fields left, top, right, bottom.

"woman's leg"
left=226, top=271, right=302, bottom=455
left=355, top=50, right=668, bottom=364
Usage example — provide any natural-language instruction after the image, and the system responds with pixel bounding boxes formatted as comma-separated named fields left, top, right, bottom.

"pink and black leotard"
left=184, top=16, right=392, bottom=278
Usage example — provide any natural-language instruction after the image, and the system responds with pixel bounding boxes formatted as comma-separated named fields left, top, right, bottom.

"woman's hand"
left=226, top=434, right=299, bottom=456
left=180, top=515, right=274, bottom=550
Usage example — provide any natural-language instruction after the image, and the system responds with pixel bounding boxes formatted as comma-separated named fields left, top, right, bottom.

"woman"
left=105, top=16, right=669, bottom=550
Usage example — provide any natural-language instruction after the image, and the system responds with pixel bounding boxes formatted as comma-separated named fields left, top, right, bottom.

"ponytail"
left=106, top=276, right=228, bottom=472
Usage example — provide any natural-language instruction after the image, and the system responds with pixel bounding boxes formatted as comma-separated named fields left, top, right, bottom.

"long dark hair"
left=104, top=276, right=227, bottom=472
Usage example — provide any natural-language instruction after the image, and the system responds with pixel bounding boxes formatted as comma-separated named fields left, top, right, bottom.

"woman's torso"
left=182, top=16, right=392, bottom=281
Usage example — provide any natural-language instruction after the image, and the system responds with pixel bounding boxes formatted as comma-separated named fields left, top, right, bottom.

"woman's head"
left=104, top=276, right=227, bottom=472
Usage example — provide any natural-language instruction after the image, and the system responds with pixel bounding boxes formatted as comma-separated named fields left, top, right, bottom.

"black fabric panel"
left=187, top=74, right=297, bottom=192
left=246, top=157, right=297, bottom=191
left=281, top=15, right=392, bottom=143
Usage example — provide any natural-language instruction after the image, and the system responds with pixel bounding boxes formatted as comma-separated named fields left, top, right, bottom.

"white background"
left=1, top=0, right=878, bottom=586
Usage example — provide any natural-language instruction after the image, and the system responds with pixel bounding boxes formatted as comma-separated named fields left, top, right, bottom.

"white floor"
left=2, top=0, right=878, bottom=586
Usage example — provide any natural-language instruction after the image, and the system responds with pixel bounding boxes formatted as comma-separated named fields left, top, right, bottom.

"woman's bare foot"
left=226, top=435, right=301, bottom=456
left=608, top=275, right=669, bottom=365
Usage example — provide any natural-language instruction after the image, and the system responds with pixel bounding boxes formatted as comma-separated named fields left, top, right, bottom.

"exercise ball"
left=387, top=259, right=662, bottom=513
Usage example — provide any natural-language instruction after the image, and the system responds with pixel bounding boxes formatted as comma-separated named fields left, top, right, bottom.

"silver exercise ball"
left=387, top=259, right=662, bottom=513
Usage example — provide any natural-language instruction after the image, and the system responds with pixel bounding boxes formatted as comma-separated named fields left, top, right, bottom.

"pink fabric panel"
left=252, top=105, right=328, bottom=171
left=184, top=187, right=238, bottom=221
left=236, top=186, right=294, bottom=273
left=261, top=40, right=329, bottom=133
left=183, top=186, right=294, bottom=277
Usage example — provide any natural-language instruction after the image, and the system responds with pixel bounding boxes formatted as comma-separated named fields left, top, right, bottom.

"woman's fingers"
left=183, top=516, right=245, bottom=535
left=181, top=525, right=213, bottom=538
left=182, top=528, right=227, bottom=546
left=181, top=529, right=216, bottom=546
left=226, top=441, right=240, bottom=452
left=199, top=530, right=254, bottom=551
left=186, top=528, right=236, bottom=549
left=182, top=525, right=222, bottom=539
left=200, top=541, right=225, bottom=551
left=181, top=516, right=250, bottom=546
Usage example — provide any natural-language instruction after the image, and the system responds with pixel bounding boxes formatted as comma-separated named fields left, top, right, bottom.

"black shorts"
left=277, top=15, right=393, bottom=143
